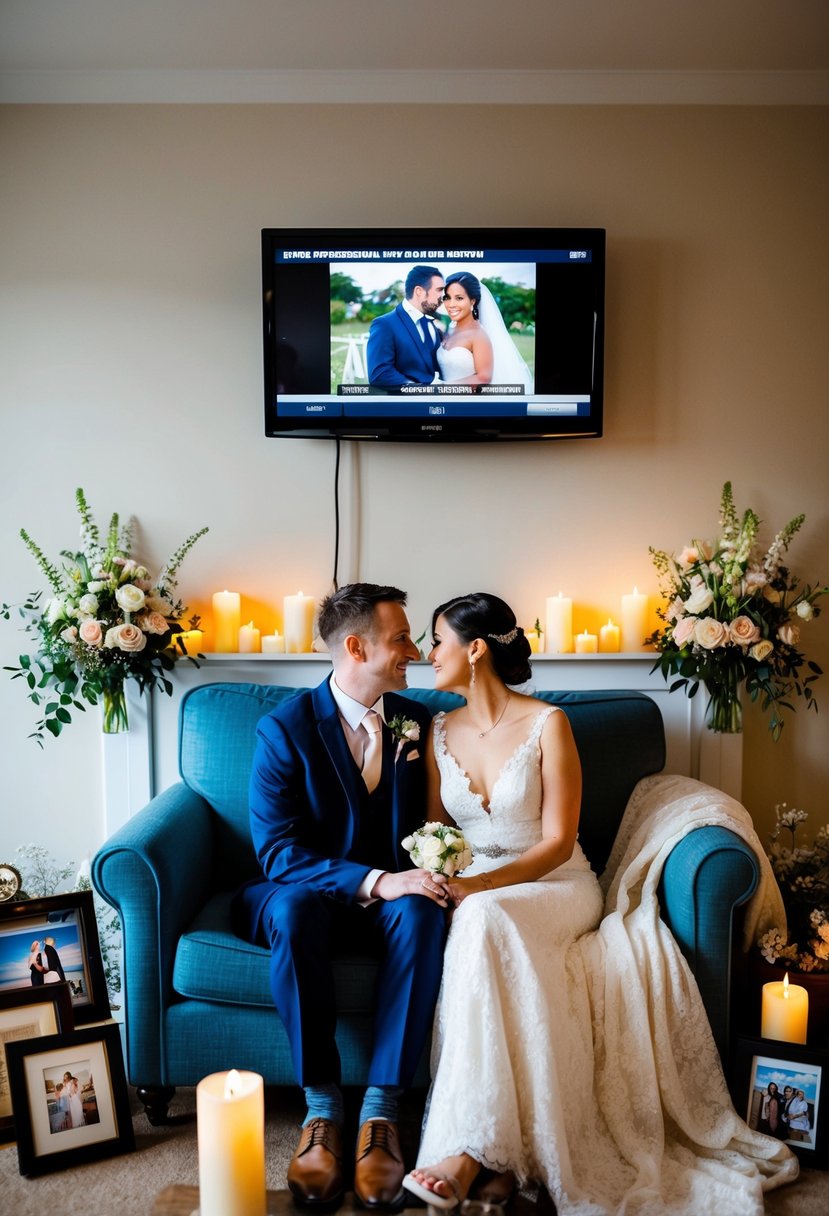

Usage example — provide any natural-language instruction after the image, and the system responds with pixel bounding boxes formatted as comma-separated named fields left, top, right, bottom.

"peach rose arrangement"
left=2, top=488, right=207, bottom=741
left=647, top=482, right=826, bottom=737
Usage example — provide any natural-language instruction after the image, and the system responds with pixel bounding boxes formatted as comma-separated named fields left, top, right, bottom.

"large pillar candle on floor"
left=197, top=1069, right=266, bottom=1216
left=761, top=973, right=809, bottom=1044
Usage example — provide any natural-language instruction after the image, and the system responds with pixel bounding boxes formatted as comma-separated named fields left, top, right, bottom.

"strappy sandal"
left=402, top=1170, right=462, bottom=1209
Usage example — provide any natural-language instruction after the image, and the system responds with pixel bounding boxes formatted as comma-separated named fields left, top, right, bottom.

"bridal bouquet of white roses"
left=2, top=488, right=208, bottom=743
left=402, top=823, right=474, bottom=876
left=648, top=482, right=826, bottom=738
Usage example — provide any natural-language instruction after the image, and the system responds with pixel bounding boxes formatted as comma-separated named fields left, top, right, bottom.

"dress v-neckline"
left=439, top=708, right=551, bottom=815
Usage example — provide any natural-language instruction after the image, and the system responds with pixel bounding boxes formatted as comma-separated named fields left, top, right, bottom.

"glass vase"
left=102, top=685, right=129, bottom=734
left=705, top=688, right=743, bottom=734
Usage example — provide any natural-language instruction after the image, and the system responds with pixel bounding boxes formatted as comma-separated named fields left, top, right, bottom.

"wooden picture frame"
left=734, top=1035, right=828, bottom=1168
left=0, top=890, right=110, bottom=1024
left=0, top=982, right=75, bottom=1139
left=6, top=1022, right=134, bottom=1175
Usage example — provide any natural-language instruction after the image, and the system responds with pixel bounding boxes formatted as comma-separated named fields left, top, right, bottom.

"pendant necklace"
left=477, top=696, right=510, bottom=738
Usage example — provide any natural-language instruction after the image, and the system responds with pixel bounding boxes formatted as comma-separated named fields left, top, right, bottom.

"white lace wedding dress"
left=417, top=709, right=796, bottom=1215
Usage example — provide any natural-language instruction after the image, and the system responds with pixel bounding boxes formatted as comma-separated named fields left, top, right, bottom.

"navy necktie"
left=419, top=316, right=433, bottom=349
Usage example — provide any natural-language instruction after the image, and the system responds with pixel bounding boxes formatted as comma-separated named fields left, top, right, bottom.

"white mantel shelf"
left=102, top=654, right=741, bottom=838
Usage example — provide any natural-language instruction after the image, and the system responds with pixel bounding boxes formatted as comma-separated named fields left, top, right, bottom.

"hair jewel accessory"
left=487, top=627, right=519, bottom=645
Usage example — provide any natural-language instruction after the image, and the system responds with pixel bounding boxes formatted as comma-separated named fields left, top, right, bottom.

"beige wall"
left=1, top=103, right=827, bottom=869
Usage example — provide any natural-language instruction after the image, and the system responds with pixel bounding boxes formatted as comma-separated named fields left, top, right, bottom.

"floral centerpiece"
left=402, top=823, right=474, bottom=877
left=2, top=488, right=207, bottom=742
left=647, top=482, right=826, bottom=736
left=757, top=803, right=829, bottom=974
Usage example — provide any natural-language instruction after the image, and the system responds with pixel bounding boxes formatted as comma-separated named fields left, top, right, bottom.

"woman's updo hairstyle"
left=444, top=271, right=482, bottom=321
left=432, top=592, right=532, bottom=686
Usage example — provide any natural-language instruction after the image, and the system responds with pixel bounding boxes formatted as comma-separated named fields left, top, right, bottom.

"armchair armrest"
left=92, top=782, right=214, bottom=1085
left=658, top=825, right=759, bottom=1060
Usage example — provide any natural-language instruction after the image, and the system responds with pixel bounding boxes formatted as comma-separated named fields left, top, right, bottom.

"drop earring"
left=469, top=660, right=476, bottom=688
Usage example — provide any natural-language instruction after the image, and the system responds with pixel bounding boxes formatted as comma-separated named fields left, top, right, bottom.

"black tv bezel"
left=262, top=226, right=605, bottom=442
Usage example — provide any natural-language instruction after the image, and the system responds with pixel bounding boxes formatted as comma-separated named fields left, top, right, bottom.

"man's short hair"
left=404, top=265, right=442, bottom=300
left=317, top=583, right=407, bottom=649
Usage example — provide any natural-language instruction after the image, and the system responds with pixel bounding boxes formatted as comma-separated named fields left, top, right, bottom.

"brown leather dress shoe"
left=353, top=1119, right=406, bottom=1210
left=287, top=1117, right=344, bottom=1207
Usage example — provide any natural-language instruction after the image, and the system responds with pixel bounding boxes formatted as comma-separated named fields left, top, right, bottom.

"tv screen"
left=262, top=226, right=605, bottom=441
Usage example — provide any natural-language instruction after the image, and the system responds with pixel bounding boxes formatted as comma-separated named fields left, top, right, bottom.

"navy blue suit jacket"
left=247, top=679, right=432, bottom=921
left=366, top=305, right=441, bottom=387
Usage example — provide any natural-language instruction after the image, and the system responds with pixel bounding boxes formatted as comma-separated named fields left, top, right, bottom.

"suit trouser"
left=234, top=880, right=447, bottom=1088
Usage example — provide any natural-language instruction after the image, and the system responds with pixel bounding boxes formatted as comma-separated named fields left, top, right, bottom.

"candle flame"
left=783, top=972, right=790, bottom=998
left=224, top=1068, right=243, bottom=1099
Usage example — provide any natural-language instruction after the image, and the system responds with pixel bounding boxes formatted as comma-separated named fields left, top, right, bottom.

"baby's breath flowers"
left=2, top=488, right=207, bottom=742
left=758, top=803, right=829, bottom=973
left=648, top=482, right=827, bottom=737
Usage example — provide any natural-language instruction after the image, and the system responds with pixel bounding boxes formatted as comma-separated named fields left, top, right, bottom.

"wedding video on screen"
left=272, top=245, right=597, bottom=420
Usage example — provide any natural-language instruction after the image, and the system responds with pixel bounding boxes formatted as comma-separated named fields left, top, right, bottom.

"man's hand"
left=373, top=869, right=449, bottom=906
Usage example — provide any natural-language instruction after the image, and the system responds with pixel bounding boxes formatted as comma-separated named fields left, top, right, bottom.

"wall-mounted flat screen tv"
left=262, top=226, right=605, bottom=441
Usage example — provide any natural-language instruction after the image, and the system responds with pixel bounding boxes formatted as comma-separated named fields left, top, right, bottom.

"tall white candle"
left=761, top=973, right=809, bottom=1044
left=197, top=1069, right=266, bottom=1216
left=212, top=590, right=241, bottom=653
left=620, top=588, right=649, bottom=652
left=545, top=592, right=573, bottom=654
left=238, top=621, right=261, bottom=653
left=283, top=591, right=316, bottom=653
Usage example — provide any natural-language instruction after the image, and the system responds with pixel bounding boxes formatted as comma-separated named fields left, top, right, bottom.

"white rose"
left=401, top=835, right=415, bottom=853
left=78, top=593, right=99, bottom=616
left=418, top=836, right=443, bottom=860
left=116, top=583, right=146, bottom=614
left=694, top=617, right=728, bottom=649
left=442, top=834, right=458, bottom=849
left=796, top=601, right=815, bottom=621
left=60, top=625, right=78, bottom=643
left=45, top=597, right=68, bottom=625
left=87, top=580, right=108, bottom=594
left=750, top=639, right=774, bottom=662
left=777, top=623, right=800, bottom=647
left=684, top=579, right=714, bottom=615
left=422, top=822, right=441, bottom=835
left=404, top=723, right=420, bottom=741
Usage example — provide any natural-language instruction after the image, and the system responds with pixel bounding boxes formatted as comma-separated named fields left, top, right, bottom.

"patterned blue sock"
left=359, top=1085, right=402, bottom=1125
left=302, top=1083, right=344, bottom=1127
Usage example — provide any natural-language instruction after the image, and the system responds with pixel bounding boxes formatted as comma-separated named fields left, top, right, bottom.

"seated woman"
left=404, top=592, right=797, bottom=1216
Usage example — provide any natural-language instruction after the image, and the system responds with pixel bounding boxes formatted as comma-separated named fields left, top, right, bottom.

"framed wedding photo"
left=0, top=890, right=110, bottom=1024
left=0, top=863, right=22, bottom=902
left=735, top=1036, right=828, bottom=1168
left=5, top=1022, right=134, bottom=1176
left=0, top=983, right=75, bottom=1140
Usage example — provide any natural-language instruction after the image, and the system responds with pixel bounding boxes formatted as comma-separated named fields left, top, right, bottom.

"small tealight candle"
left=574, top=630, right=598, bottom=654
left=212, top=590, right=241, bottom=653
left=599, top=619, right=621, bottom=653
left=261, top=632, right=286, bottom=653
left=197, top=1069, right=266, bottom=1216
left=284, top=591, right=317, bottom=653
left=545, top=592, right=573, bottom=654
left=238, top=621, right=261, bottom=653
left=620, top=588, right=649, bottom=652
left=761, top=972, right=809, bottom=1044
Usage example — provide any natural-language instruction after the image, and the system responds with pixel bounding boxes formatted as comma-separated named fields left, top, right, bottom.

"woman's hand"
left=446, top=873, right=494, bottom=906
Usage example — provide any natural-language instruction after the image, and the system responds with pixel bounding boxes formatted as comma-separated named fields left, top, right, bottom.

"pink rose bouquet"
left=2, top=488, right=207, bottom=741
left=648, top=482, right=827, bottom=737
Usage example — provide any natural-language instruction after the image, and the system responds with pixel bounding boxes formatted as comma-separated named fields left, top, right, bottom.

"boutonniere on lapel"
left=387, top=714, right=421, bottom=761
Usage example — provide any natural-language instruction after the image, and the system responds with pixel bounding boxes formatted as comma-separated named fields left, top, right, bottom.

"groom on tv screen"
left=366, top=265, right=445, bottom=388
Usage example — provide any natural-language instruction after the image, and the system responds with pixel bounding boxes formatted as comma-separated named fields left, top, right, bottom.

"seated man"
left=232, top=583, right=448, bottom=1209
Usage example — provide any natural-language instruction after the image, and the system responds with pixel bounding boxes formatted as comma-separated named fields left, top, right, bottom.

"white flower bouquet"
left=758, top=803, right=829, bottom=973
left=2, top=488, right=207, bottom=742
left=401, top=822, right=473, bottom=876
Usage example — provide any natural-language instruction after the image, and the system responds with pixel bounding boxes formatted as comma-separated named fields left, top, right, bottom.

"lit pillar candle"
left=283, top=591, right=316, bottom=653
left=574, top=630, right=598, bottom=654
left=599, top=619, right=621, bottom=652
left=177, top=628, right=204, bottom=656
left=620, top=588, right=649, bottom=652
left=197, top=1069, right=266, bottom=1216
left=212, top=590, right=241, bottom=653
left=261, top=631, right=286, bottom=653
left=545, top=592, right=573, bottom=654
left=761, top=972, right=809, bottom=1044
left=525, top=624, right=542, bottom=654
left=238, top=621, right=261, bottom=653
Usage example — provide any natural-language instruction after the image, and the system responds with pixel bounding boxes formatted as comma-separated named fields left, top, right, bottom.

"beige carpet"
left=1, top=1085, right=826, bottom=1215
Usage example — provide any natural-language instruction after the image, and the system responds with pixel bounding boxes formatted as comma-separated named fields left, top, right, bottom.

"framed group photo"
left=735, top=1036, right=828, bottom=1167
left=0, top=983, right=74, bottom=1139
left=0, top=890, right=110, bottom=1024
left=5, top=1022, right=134, bottom=1175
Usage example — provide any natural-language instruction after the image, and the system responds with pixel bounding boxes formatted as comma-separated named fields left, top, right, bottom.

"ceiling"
left=1, top=0, right=828, bottom=104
